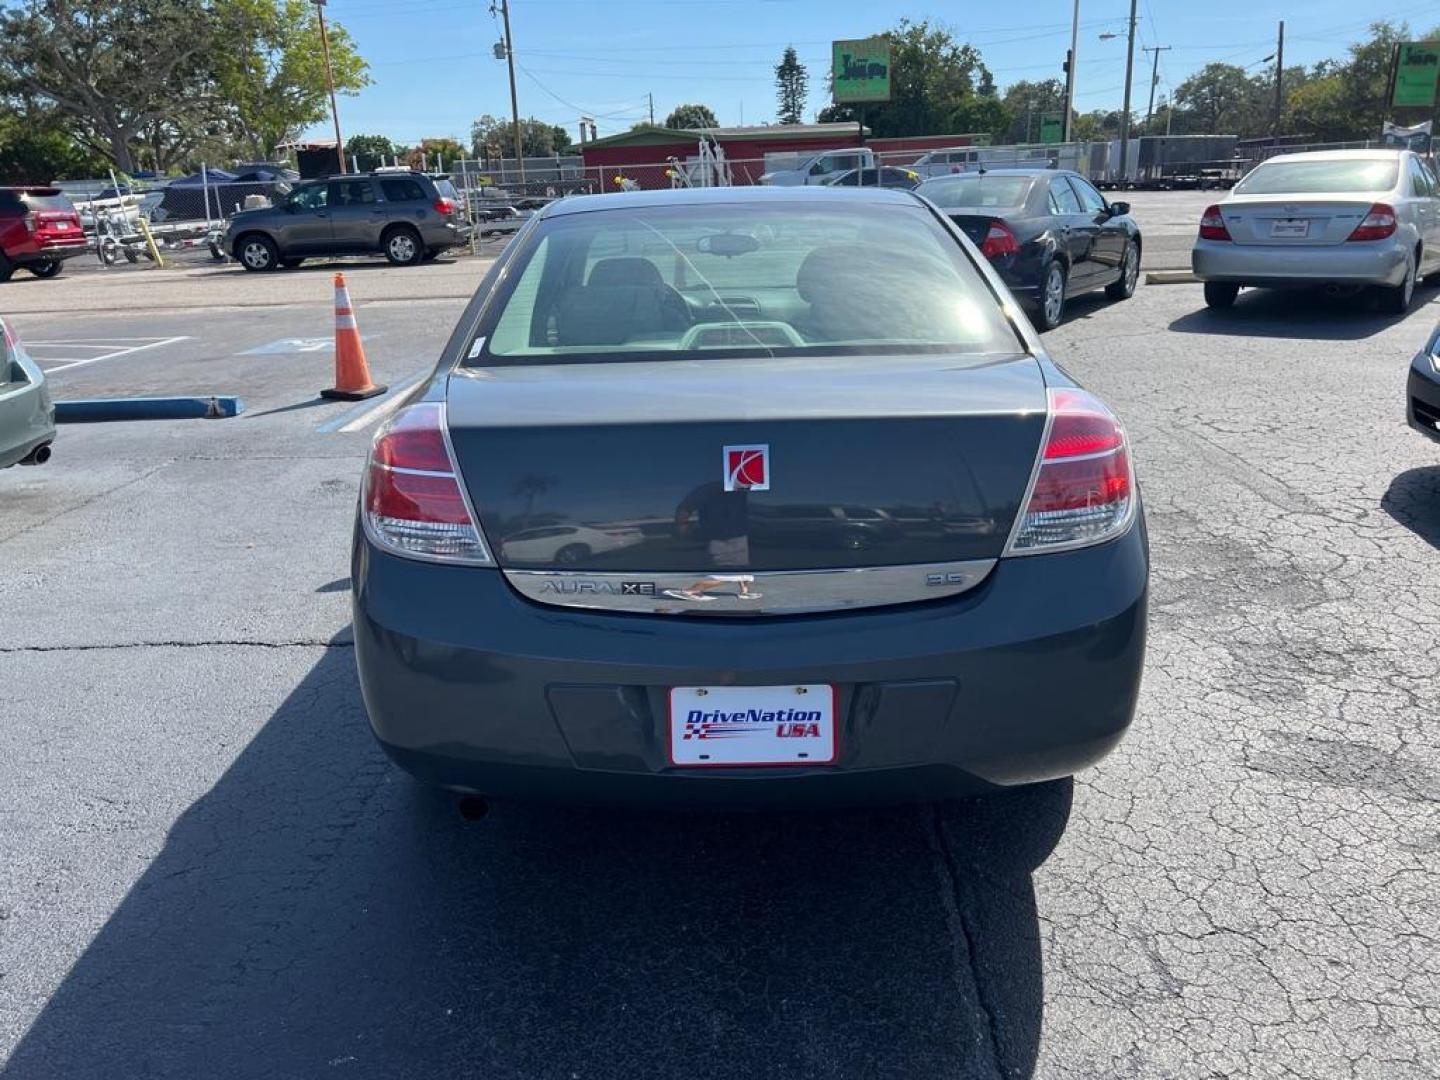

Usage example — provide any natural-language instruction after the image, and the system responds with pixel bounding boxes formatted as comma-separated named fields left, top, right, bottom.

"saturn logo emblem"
left=723, top=444, right=770, bottom=492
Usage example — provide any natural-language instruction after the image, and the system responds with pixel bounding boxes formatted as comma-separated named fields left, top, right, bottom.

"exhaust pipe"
left=457, top=795, right=490, bottom=821
left=18, top=443, right=51, bottom=466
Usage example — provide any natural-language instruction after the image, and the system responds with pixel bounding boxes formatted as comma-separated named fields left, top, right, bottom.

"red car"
left=0, top=187, right=87, bottom=281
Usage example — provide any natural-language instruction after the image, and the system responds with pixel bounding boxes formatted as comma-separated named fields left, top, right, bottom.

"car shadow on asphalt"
left=194, top=257, right=468, bottom=278
left=1381, top=465, right=1440, bottom=548
left=3, top=637, right=1070, bottom=1079
left=1055, top=292, right=1119, bottom=327
left=1166, top=283, right=1439, bottom=340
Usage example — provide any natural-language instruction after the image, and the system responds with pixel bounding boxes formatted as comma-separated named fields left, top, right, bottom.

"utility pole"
left=1117, top=0, right=1138, bottom=186
left=312, top=0, right=346, bottom=173
left=1063, top=0, right=1079, bottom=142
left=493, top=0, right=525, bottom=185
left=648, top=93, right=655, bottom=125
left=1272, top=21, right=1285, bottom=136
left=1142, top=45, right=1171, bottom=132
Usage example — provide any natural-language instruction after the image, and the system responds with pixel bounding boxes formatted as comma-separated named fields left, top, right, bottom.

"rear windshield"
left=434, top=178, right=459, bottom=200
left=476, top=202, right=1020, bottom=363
left=19, top=192, right=74, bottom=212
left=919, top=176, right=1031, bottom=209
left=1235, top=159, right=1399, bottom=195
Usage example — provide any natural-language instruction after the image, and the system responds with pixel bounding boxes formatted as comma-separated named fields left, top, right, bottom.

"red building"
left=580, top=123, right=986, bottom=185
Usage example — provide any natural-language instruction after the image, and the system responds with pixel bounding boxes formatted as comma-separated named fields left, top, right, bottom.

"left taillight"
left=980, top=220, right=1020, bottom=259
left=362, top=402, right=492, bottom=564
left=434, top=198, right=457, bottom=215
left=1006, top=387, right=1134, bottom=555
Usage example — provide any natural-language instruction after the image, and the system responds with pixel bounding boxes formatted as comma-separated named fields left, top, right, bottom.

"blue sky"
left=318, top=0, right=1440, bottom=148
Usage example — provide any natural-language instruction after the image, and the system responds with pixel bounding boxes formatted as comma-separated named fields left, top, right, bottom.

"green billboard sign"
left=1039, top=113, right=1065, bottom=145
left=1392, top=42, right=1440, bottom=108
left=832, top=38, right=891, bottom=104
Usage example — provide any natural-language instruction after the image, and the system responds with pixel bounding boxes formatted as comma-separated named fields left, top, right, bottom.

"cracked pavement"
left=1, top=264, right=1438, bottom=1078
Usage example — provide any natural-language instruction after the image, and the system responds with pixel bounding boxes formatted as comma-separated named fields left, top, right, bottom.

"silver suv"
left=225, top=170, right=472, bottom=271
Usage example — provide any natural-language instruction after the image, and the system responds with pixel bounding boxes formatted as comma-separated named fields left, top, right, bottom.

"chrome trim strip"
left=382, top=464, right=453, bottom=479
left=502, top=559, right=997, bottom=616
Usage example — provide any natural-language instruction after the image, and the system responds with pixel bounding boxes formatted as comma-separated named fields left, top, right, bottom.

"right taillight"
left=1198, top=205, right=1230, bottom=241
left=363, top=402, right=492, bottom=564
left=1347, top=203, right=1397, bottom=242
left=1007, top=387, right=1134, bottom=554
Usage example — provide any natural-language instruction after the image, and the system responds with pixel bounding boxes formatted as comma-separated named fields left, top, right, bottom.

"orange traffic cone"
left=321, top=272, right=386, bottom=401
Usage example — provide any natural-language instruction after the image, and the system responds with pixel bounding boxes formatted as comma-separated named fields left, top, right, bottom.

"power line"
left=516, top=61, right=642, bottom=115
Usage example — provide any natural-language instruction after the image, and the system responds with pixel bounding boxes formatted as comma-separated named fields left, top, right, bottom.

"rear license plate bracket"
left=669, top=685, right=837, bottom=767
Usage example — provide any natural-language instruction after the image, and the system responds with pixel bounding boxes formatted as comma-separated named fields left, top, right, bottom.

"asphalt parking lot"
left=3, top=230, right=1440, bottom=1078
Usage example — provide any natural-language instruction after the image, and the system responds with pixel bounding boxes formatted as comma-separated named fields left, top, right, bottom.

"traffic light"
left=1062, top=49, right=1072, bottom=76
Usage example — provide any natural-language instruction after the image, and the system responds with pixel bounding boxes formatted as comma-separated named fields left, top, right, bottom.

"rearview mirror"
left=1109, top=201, right=1131, bottom=216
left=697, top=233, right=759, bottom=258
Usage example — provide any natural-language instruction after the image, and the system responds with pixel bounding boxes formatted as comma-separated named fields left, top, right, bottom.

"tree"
left=665, top=103, right=719, bottom=130
left=999, top=79, right=1066, bottom=143
left=406, top=137, right=466, bottom=169
left=470, top=115, right=574, bottom=158
left=212, top=0, right=368, bottom=162
left=1172, top=63, right=1269, bottom=136
left=1283, top=20, right=1433, bottom=141
left=775, top=47, right=808, bottom=125
left=0, top=0, right=371, bottom=173
left=346, top=134, right=396, bottom=170
left=0, top=0, right=218, bottom=173
left=817, top=19, right=994, bottom=138
left=949, top=94, right=1008, bottom=140
left=0, top=111, right=106, bottom=182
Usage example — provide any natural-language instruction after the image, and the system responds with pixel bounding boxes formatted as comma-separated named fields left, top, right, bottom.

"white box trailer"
left=909, top=142, right=1089, bottom=178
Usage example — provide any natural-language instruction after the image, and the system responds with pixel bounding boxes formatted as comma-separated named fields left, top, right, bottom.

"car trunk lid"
left=1218, top=196, right=1378, bottom=246
left=947, top=213, right=999, bottom=247
left=445, top=353, right=1047, bottom=574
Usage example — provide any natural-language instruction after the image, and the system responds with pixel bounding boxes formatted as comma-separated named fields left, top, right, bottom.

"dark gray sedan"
left=351, top=186, right=1148, bottom=805
left=918, top=170, right=1142, bottom=331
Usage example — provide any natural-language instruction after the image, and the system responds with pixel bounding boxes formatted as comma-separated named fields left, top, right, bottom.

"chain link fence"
left=50, top=137, right=1413, bottom=272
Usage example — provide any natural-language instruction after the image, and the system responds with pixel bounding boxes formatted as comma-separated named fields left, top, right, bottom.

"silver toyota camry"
left=0, top=315, right=55, bottom=469
left=1192, top=149, right=1440, bottom=312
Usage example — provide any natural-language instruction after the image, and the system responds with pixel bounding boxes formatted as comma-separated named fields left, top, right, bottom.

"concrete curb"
left=55, top=396, right=245, bottom=423
left=1146, top=269, right=1198, bottom=285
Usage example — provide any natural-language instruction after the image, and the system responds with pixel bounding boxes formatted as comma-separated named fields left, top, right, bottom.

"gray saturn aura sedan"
left=352, top=186, right=1148, bottom=806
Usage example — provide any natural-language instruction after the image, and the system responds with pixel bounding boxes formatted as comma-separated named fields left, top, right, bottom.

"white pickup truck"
left=758, top=148, right=876, bottom=186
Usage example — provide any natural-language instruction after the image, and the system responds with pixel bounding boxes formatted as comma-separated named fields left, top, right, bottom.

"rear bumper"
left=1407, top=350, right=1440, bottom=443
left=352, top=518, right=1149, bottom=806
left=10, top=241, right=89, bottom=265
left=0, top=377, right=56, bottom=469
left=427, top=220, right=472, bottom=247
left=992, top=256, right=1045, bottom=304
left=1192, top=238, right=1409, bottom=287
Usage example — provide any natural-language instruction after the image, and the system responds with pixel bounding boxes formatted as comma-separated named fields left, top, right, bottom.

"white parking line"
left=29, top=336, right=190, bottom=373
left=314, top=370, right=428, bottom=434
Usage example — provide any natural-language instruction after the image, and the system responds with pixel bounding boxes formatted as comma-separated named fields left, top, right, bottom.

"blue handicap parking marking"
left=242, top=335, right=378, bottom=356
left=242, top=337, right=336, bottom=355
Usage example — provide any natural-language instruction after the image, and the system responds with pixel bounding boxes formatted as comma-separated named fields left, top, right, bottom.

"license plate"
left=669, top=685, right=836, bottom=767
left=1270, top=218, right=1309, bottom=238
